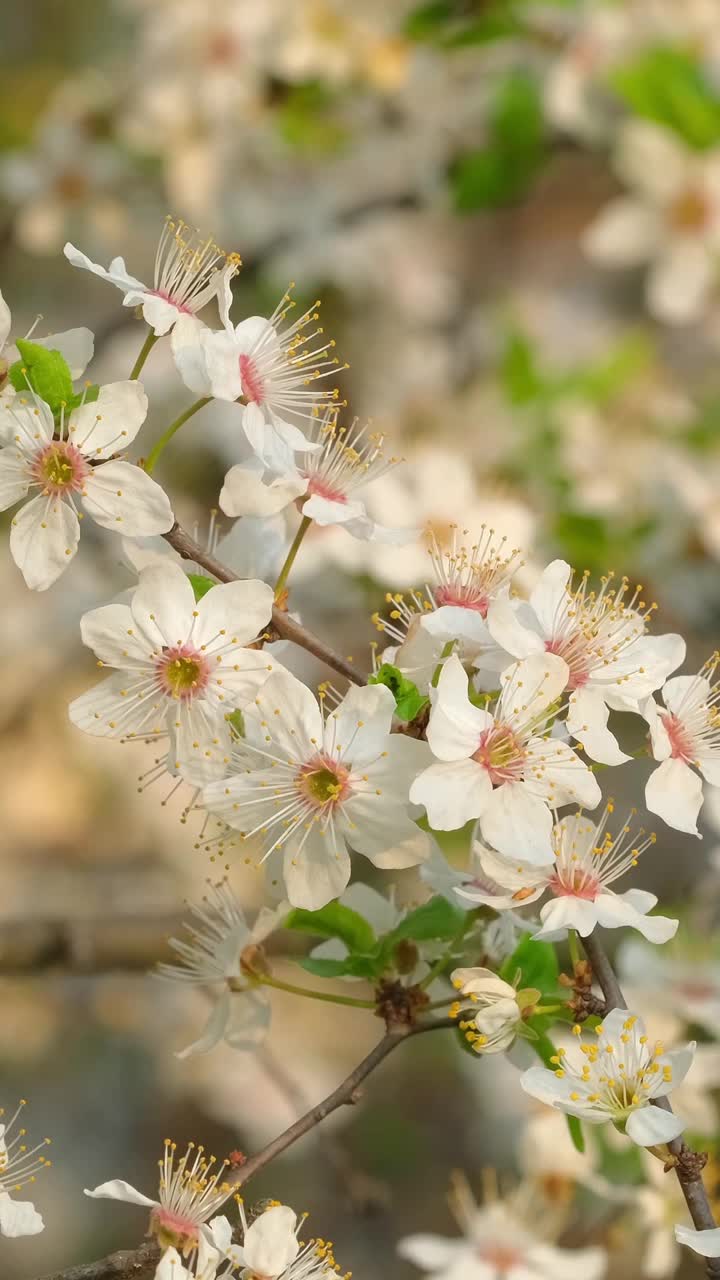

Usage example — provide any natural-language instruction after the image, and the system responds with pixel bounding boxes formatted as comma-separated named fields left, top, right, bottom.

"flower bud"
left=451, top=966, right=522, bottom=1054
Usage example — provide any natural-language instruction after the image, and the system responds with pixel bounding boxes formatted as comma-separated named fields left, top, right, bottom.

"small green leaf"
left=226, top=708, right=245, bottom=737
left=298, top=953, right=380, bottom=980
left=500, top=935, right=558, bottom=995
left=65, top=384, right=100, bottom=413
left=567, top=1114, right=585, bottom=1153
left=9, top=339, right=74, bottom=414
left=188, top=573, right=215, bottom=602
left=384, top=895, right=466, bottom=946
left=451, top=72, right=544, bottom=211
left=610, top=47, right=720, bottom=150
left=368, top=663, right=429, bottom=722
left=286, top=902, right=377, bottom=954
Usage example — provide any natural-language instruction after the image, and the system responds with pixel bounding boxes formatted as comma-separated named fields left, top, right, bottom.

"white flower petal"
left=203, top=328, right=244, bottom=401
left=171, top=314, right=213, bottom=396
left=69, top=671, right=164, bottom=739
left=242, top=1205, right=299, bottom=1276
left=195, top=577, right=273, bottom=649
left=397, top=1235, right=465, bottom=1270
left=593, top=891, right=678, bottom=943
left=0, top=1192, right=44, bottom=1237
left=326, top=682, right=395, bottom=767
left=80, top=601, right=149, bottom=665
left=250, top=668, right=323, bottom=757
left=535, top=896, right=598, bottom=939
left=675, top=1225, right=720, bottom=1258
left=645, top=757, right=703, bottom=835
left=427, top=654, right=493, bottom=761
left=648, top=242, right=713, bottom=325
left=155, top=1247, right=192, bottom=1280
left=625, top=1105, right=685, bottom=1146
left=567, top=688, right=629, bottom=765
left=283, top=829, right=351, bottom=910
left=131, top=561, right=195, bottom=649
left=0, top=446, right=30, bottom=509
left=342, top=799, right=432, bottom=868
left=498, top=651, right=570, bottom=727
left=176, top=989, right=232, bottom=1060
left=10, top=493, right=79, bottom=589
left=36, top=326, right=94, bottom=379
left=486, top=596, right=544, bottom=660
left=220, top=463, right=306, bottom=517
left=583, top=198, right=660, bottom=265
left=410, top=759, right=492, bottom=831
left=82, top=461, right=174, bottom=535
left=69, top=380, right=149, bottom=457
left=480, top=782, right=554, bottom=865
left=84, top=1179, right=157, bottom=1208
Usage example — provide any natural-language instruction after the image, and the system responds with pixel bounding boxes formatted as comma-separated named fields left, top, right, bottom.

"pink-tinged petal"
left=283, top=829, right=351, bottom=910
left=427, top=654, right=494, bottom=761
left=137, top=293, right=182, bottom=336
left=83, top=461, right=174, bottom=535
left=171, top=314, right=213, bottom=396
left=10, top=493, right=79, bottom=590
left=0, top=1193, right=43, bottom=1237
left=131, top=560, right=196, bottom=649
left=63, top=244, right=147, bottom=293
left=648, top=241, right=713, bottom=325
left=567, top=687, right=629, bottom=766
left=675, top=1226, right=720, bottom=1258
left=410, top=759, right=492, bottom=831
left=69, top=381, right=148, bottom=457
left=480, top=782, right=554, bottom=865
left=0, top=446, right=31, bottom=509
left=583, top=197, right=661, bottom=266
left=486, top=596, right=544, bottom=660
left=625, top=1106, right=685, bottom=1146
left=645, top=757, right=703, bottom=835
left=195, top=577, right=273, bottom=649
left=326, top=682, right=395, bottom=767
left=301, top=492, right=366, bottom=529
left=220, top=463, right=306, bottom=517
left=84, top=1180, right=157, bottom=1208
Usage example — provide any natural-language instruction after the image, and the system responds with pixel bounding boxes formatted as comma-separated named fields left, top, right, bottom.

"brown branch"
left=36, top=1019, right=453, bottom=1280
left=0, top=916, right=183, bottom=974
left=583, top=930, right=720, bottom=1278
left=163, top=522, right=365, bottom=687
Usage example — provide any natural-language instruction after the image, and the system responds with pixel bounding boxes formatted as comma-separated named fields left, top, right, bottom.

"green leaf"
left=451, top=72, right=544, bottom=211
left=188, top=573, right=215, bottom=602
left=611, top=47, right=720, bottom=150
left=500, top=331, right=545, bottom=404
left=286, top=902, right=377, bottom=954
left=65, top=384, right=100, bottom=413
left=9, top=339, right=74, bottom=414
left=500, top=935, right=558, bottom=995
left=567, top=1114, right=585, bottom=1153
left=385, top=895, right=466, bottom=946
left=298, top=954, right=380, bottom=980
left=368, top=663, right=429, bottom=722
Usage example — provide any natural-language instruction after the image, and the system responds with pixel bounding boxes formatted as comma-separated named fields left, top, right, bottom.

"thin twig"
left=37, top=1019, right=453, bottom=1280
left=583, top=930, right=720, bottom=1277
left=163, top=523, right=365, bottom=686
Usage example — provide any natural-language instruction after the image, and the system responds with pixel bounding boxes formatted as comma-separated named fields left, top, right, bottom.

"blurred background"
left=3, top=1, right=720, bottom=1276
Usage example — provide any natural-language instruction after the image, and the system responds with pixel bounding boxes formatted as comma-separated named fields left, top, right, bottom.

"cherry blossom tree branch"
left=583, top=929, right=720, bottom=1277
left=163, top=522, right=365, bottom=686
left=37, top=1018, right=454, bottom=1280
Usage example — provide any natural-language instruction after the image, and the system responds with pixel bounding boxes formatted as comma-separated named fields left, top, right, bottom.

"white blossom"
left=0, top=382, right=173, bottom=589
left=521, top=1009, right=695, bottom=1148
left=583, top=121, right=720, bottom=324
left=202, top=668, right=432, bottom=910
left=86, top=1139, right=233, bottom=1258
left=410, top=653, right=600, bottom=862
left=644, top=655, right=720, bottom=835
left=487, top=560, right=684, bottom=766
left=458, top=809, right=678, bottom=944
left=156, top=880, right=288, bottom=1058
left=675, top=1224, right=720, bottom=1260
left=0, top=1100, right=50, bottom=1238
left=69, top=560, right=275, bottom=785
left=220, top=410, right=411, bottom=544
left=451, top=967, right=523, bottom=1055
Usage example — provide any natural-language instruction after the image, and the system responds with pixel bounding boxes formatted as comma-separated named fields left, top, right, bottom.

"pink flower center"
left=478, top=1244, right=524, bottom=1272
left=297, top=755, right=351, bottom=809
left=155, top=644, right=211, bottom=701
left=239, top=353, right=266, bottom=404
left=433, top=584, right=489, bottom=616
left=150, top=1206, right=199, bottom=1252
left=661, top=711, right=695, bottom=762
left=544, top=637, right=589, bottom=690
left=472, top=724, right=525, bottom=784
left=305, top=474, right=348, bottom=504
left=148, top=288, right=193, bottom=315
left=31, top=441, right=90, bottom=496
left=548, top=868, right=600, bottom=901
